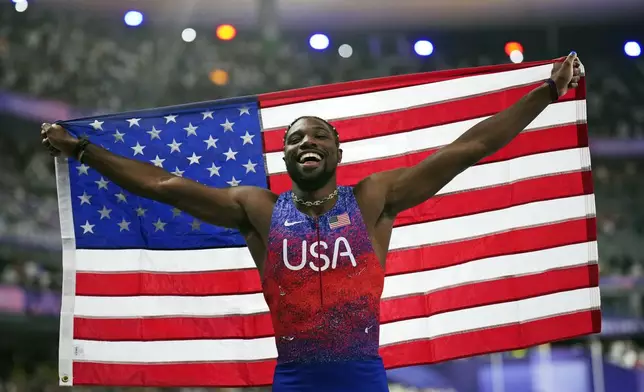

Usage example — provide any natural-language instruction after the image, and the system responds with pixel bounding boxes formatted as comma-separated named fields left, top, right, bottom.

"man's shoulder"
left=353, top=168, right=407, bottom=221
left=232, top=186, right=279, bottom=235
left=354, top=168, right=405, bottom=197
left=234, top=185, right=279, bottom=206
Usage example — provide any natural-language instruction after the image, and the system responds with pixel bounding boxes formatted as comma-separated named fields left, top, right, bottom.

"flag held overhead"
left=55, top=59, right=599, bottom=387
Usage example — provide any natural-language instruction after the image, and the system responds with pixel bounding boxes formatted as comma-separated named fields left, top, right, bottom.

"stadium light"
left=216, top=24, right=237, bottom=41
left=509, top=50, right=524, bottom=64
left=624, top=41, right=641, bottom=57
left=14, top=0, right=28, bottom=12
left=309, top=34, right=330, bottom=51
left=338, top=44, right=353, bottom=58
left=182, top=28, right=197, bottom=43
left=504, top=41, right=524, bottom=56
left=413, top=40, right=434, bottom=57
left=209, top=69, right=229, bottom=86
left=124, top=11, right=143, bottom=27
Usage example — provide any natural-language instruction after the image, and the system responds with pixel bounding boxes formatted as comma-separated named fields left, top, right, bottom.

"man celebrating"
left=42, top=53, right=581, bottom=391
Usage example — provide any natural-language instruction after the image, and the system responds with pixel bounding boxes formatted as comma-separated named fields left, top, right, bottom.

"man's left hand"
left=551, top=51, right=582, bottom=97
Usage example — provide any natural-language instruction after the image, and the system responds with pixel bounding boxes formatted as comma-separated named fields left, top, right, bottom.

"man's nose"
left=300, top=135, right=317, bottom=148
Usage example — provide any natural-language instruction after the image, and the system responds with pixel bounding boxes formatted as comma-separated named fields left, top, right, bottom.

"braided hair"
left=283, top=116, right=339, bottom=146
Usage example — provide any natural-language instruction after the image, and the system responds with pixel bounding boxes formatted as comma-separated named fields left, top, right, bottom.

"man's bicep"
left=159, top=177, right=257, bottom=229
left=355, top=170, right=403, bottom=221
left=381, top=141, right=482, bottom=215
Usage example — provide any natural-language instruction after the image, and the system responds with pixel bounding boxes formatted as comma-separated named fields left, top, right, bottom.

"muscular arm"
left=46, top=127, right=272, bottom=230
left=381, top=82, right=553, bottom=215
left=88, top=144, right=263, bottom=228
left=362, top=53, right=581, bottom=218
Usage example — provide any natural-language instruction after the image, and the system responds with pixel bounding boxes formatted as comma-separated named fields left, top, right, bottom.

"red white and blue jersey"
left=262, top=186, right=386, bottom=364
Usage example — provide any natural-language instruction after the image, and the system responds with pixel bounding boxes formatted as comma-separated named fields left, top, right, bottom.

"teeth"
left=299, top=152, right=322, bottom=162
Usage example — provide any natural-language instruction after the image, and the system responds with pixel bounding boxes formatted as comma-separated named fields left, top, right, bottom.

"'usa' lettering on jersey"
left=282, top=237, right=357, bottom=271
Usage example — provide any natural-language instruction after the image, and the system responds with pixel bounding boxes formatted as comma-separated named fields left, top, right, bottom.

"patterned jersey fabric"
left=263, top=186, right=386, bottom=363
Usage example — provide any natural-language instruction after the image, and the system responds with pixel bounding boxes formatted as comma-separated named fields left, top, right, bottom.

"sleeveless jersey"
left=262, top=186, right=388, bottom=391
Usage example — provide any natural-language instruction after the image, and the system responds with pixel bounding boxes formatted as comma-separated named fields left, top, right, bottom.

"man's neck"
left=291, top=181, right=338, bottom=217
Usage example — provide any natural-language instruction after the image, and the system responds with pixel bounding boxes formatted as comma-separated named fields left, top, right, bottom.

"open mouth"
left=297, top=151, right=323, bottom=167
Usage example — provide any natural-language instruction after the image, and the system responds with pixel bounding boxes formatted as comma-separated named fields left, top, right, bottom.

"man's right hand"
left=41, top=123, right=78, bottom=157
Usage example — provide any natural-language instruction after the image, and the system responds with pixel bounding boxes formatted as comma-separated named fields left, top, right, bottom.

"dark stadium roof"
left=34, top=0, right=644, bottom=30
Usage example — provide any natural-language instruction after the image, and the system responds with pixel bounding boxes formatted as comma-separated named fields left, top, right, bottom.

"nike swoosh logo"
left=284, top=220, right=304, bottom=227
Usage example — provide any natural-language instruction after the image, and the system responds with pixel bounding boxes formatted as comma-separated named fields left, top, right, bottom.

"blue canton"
left=60, top=97, right=267, bottom=250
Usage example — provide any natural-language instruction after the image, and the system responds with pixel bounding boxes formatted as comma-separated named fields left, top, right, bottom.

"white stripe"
left=73, top=336, right=278, bottom=363
left=76, top=192, right=594, bottom=275
left=379, top=287, right=600, bottom=346
left=55, top=157, right=76, bottom=386
left=71, top=288, right=598, bottom=363
left=390, top=194, right=595, bottom=250
left=383, top=241, right=597, bottom=298
left=76, top=246, right=255, bottom=273
left=264, top=100, right=585, bottom=174
left=74, top=292, right=268, bottom=318
left=74, top=239, right=597, bottom=318
left=437, top=147, right=589, bottom=195
left=260, top=64, right=553, bottom=129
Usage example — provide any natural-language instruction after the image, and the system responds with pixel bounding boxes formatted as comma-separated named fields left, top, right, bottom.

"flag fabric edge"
left=55, top=156, right=77, bottom=387
left=257, top=58, right=560, bottom=109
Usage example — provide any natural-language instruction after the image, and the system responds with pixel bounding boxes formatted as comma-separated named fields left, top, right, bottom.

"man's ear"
left=338, top=148, right=343, bottom=164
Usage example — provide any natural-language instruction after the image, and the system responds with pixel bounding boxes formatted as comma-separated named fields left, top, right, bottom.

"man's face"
left=283, top=117, right=342, bottom=191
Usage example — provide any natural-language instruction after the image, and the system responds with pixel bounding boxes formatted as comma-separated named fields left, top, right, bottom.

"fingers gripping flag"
left=55, top=59, right=600, bottom=387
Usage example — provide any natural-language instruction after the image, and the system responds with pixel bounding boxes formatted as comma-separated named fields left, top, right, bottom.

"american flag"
left=329, top=212, right=351, bottom=229
left=55, top=59, right=600, bottom=387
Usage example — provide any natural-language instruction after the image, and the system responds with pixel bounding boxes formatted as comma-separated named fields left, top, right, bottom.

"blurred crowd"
left=607, top=340, right=644, bottom=370
left=595, top=159, right=644, bottom=276
left=0, top=134, right=58, bottom=251
left=0, top=255, right=59, bottom=291
left=0, top=6, right=643, bottom=138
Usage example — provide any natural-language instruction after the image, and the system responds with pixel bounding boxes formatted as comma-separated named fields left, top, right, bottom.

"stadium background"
left=0, top=0, right=643, bottom=391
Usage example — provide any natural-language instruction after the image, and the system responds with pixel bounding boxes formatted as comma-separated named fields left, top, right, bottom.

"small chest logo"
left=329, top=212, right=351, bottom=229
left=282, top=237, right=357, bottom=271
left=284, top=220, right=304, bottom=227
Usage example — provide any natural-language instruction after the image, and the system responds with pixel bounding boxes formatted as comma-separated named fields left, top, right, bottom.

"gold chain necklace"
left=292, top=189, right=338, bottom=207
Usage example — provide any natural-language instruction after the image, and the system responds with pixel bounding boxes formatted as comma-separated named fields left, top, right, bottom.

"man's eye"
left=316, top=133, right=328, bottom=139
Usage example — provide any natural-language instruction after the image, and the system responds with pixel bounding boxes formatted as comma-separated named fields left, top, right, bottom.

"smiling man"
left=42, top=53, right=581, bottom=391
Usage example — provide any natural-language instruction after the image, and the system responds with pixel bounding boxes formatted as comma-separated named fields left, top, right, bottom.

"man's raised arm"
left=373, top=52, right=582, bottom=217
left=41, top=123, right=271, bottom=230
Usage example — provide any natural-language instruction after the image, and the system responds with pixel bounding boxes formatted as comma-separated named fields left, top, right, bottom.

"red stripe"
left=74, top=313, right=274, bottom=341
left=71, top=310, right=600, bottom=387
left=386, top=218, right=596, bottom=275
left=380, top=309, right=602, bottom=369
left=76, top=269, right=261, bottom=297
left=258, top=59, right=556, bottom=109
left=395, top=170, right=592, bottom=227
left=74, top=264, right=597, bottom=341
left=267, top=123, right=588, bottom=193
left=380, top=264, right=599, bottom=324
left=76, top=171, right=592, bottom=297
left=261, top=83, right=582, bottom=152
left=73, top=359, right=277, bottom=387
